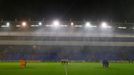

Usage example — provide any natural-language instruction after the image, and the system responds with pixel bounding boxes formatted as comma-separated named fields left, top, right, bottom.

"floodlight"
left=22, top=22, right=27, bottom=27
left=52, top=20, right=60, bottom=27
left=38, top=22, right=42, bottom=26
left=101, top=22, right=111, bottom=28
left=101, top=22, right=107, bottom=28
left=85, top=22, right=91, bottom=27
left=71, top=22, right=74, bottom=26
left=118, top=26, right=127, bottom=29
left=6, top=22, right=10, bottom=27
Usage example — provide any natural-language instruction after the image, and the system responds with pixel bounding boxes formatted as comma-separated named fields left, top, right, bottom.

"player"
left=61, top=59, right=69, bottom=64
left=102, top=59, right=109, bottom=68
left=20, top=58, right=27, bottom=69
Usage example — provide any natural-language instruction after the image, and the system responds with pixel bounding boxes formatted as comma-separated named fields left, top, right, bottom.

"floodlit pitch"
left=0, top=62, right=133, bottom=75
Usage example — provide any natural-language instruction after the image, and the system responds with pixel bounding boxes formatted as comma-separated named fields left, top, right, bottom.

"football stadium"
left=0, top=20, right=134, bottom=75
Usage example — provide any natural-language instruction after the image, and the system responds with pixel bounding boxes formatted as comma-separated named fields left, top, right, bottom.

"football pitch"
left=0, top=62, right=133, bottom=75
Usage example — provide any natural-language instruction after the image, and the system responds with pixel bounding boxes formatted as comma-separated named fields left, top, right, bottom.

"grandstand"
left=0, top=20, right=134, bottom=62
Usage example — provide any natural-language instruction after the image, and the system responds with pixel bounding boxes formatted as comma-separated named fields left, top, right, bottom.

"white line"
left=64, top=64, right=68, bottom=75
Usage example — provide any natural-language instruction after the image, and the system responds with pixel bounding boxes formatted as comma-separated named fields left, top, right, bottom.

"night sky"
left=0, top=0, right=134, bottom=22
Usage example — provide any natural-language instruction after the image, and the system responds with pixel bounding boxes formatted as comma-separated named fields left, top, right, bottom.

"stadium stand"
left=0, top=21, right=134, bottom=62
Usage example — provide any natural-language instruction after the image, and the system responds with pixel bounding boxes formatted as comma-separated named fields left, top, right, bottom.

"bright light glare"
left=38, top=22, right=42, bottom=26
left=52, top=20, right=60, bottom=27
left=22, top=22, right=27, bottom=27
left=118, top=26, right=127, bottom=29
left=71, top=22, right=74, bottom=26
left=53, top=20, right=59, bottom=25
left=85, top=22, right=91, bottom=27
left=6, top=22, right=10, bottom=27
left=101, top=22, right=107, bottom=28
left=101, top=22, right=111, bottom=28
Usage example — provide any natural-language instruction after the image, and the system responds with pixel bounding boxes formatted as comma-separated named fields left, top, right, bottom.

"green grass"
left=0, top=62, right=133, bottom=75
